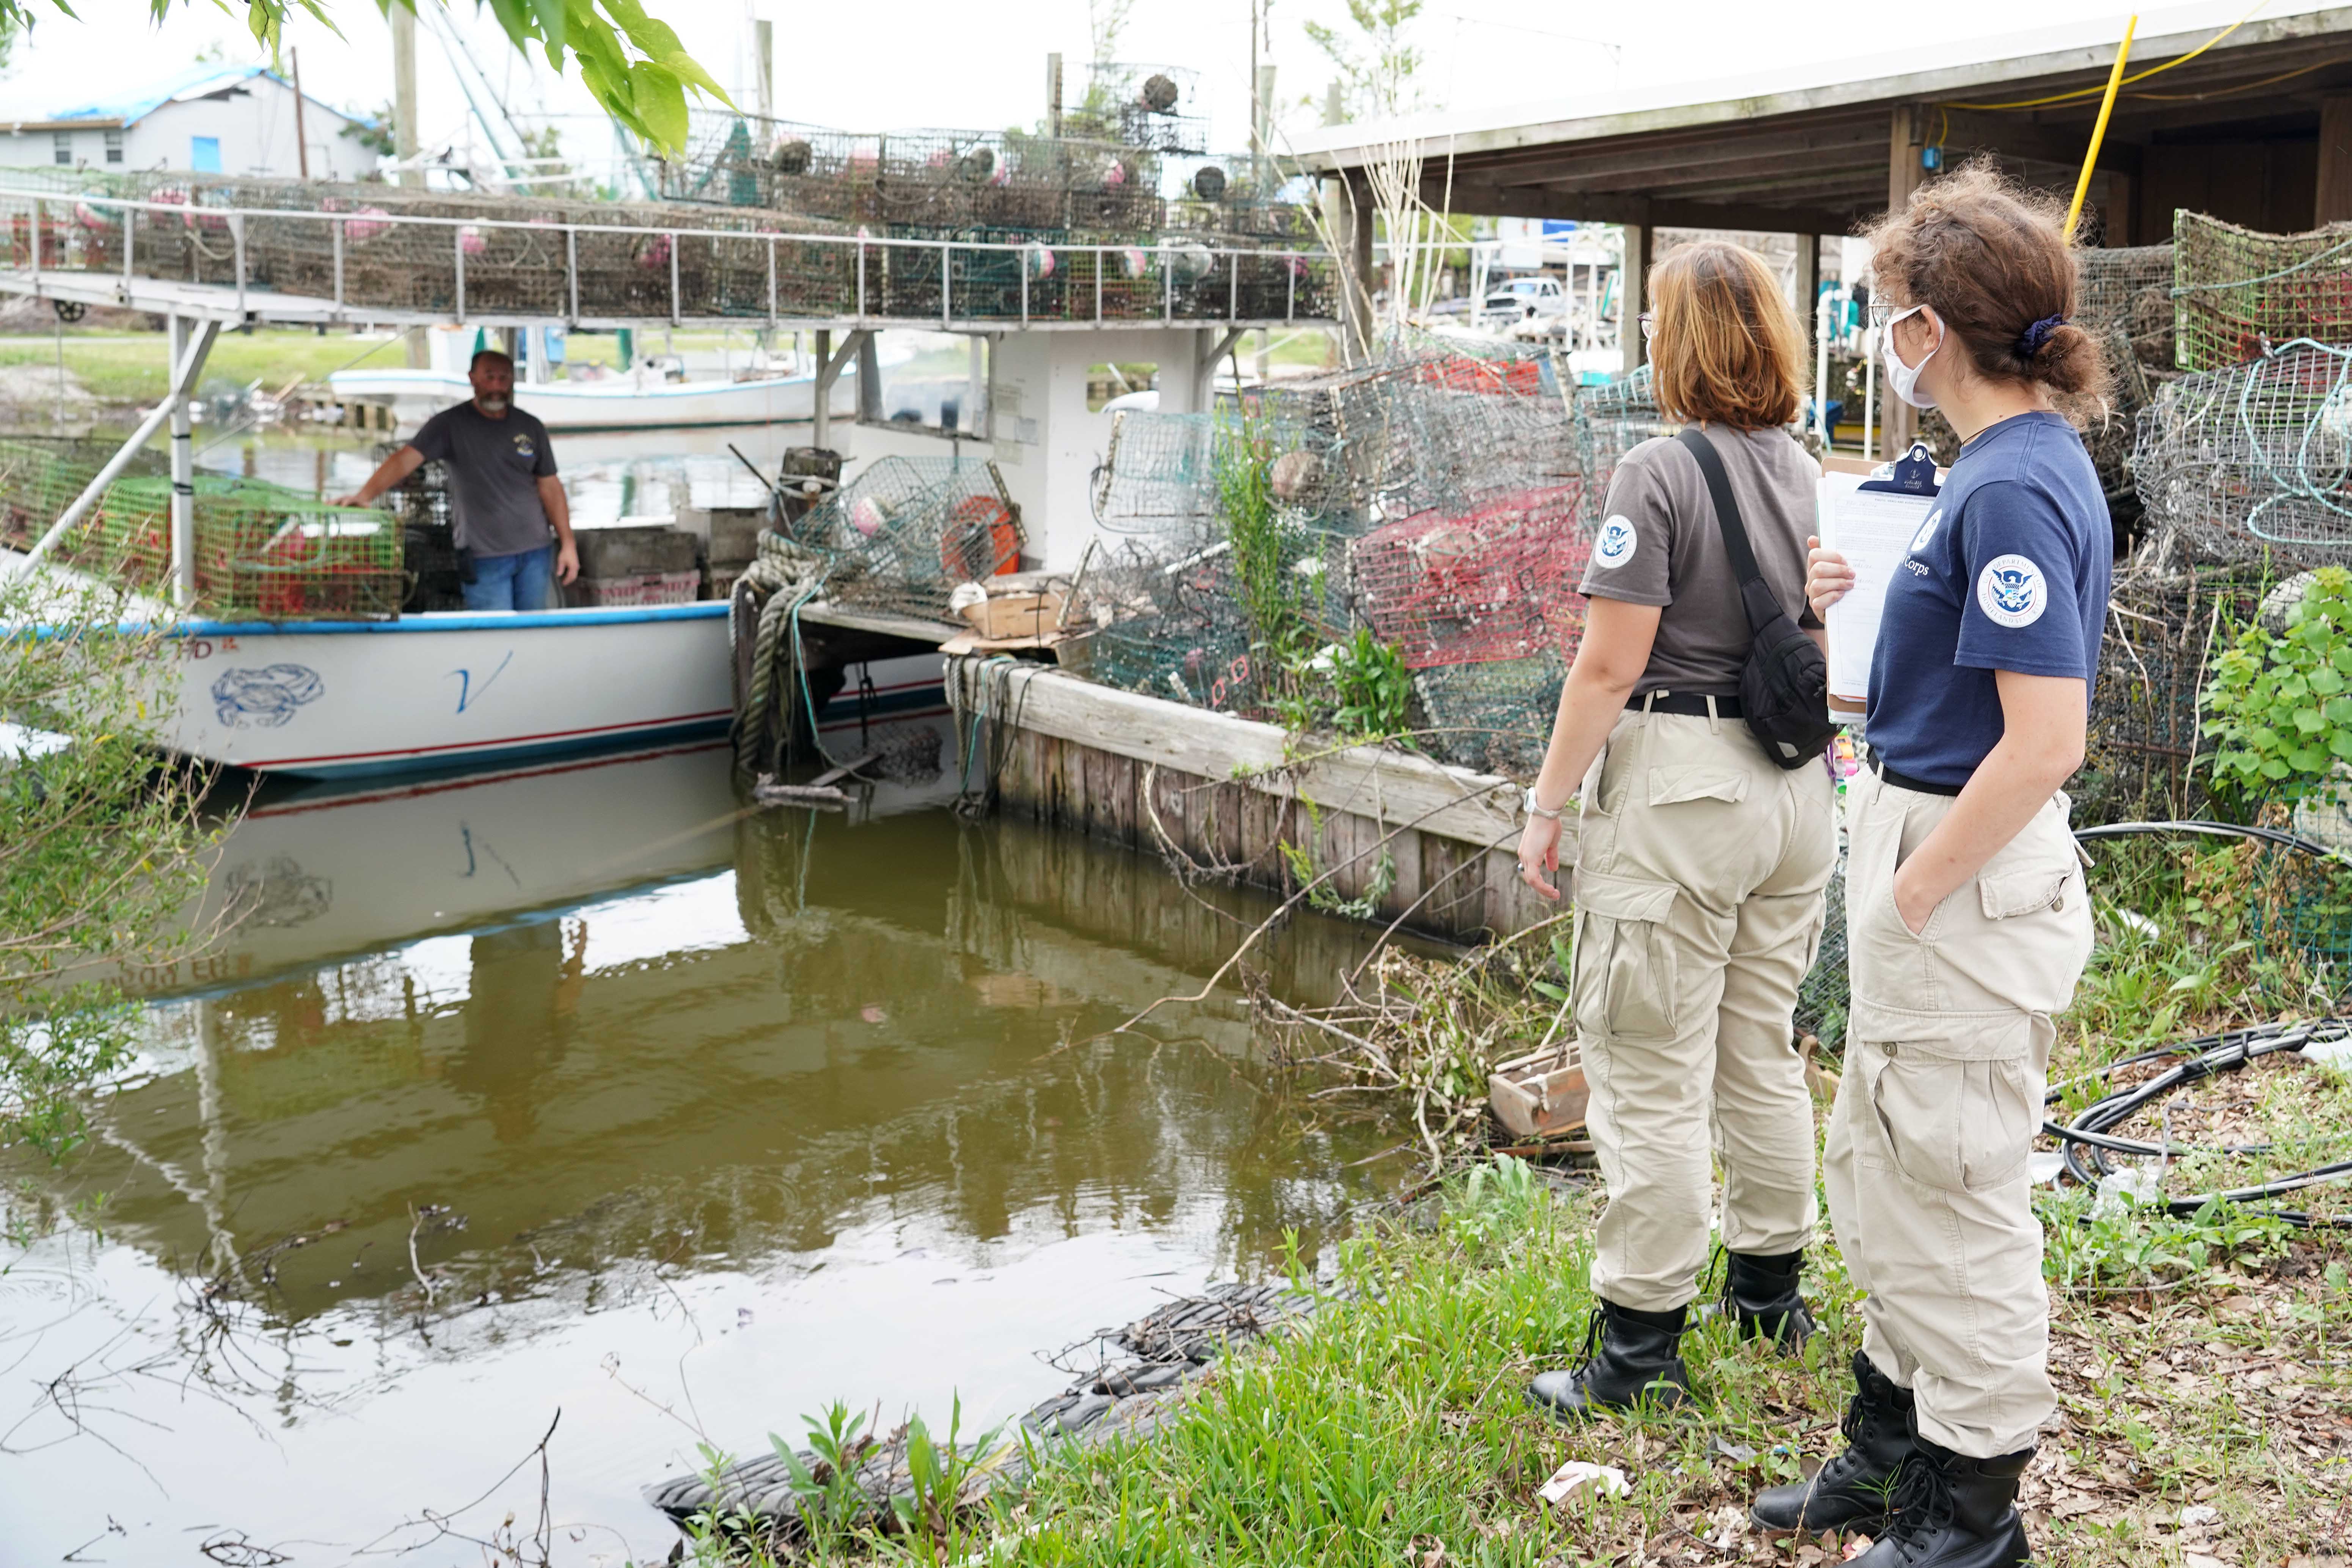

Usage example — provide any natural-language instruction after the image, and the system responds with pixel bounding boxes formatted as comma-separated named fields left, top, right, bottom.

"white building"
left=0, top=64, right=379, bottom=182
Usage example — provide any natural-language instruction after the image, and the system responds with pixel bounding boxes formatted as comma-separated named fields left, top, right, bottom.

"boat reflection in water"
left=6, top=725, right=1405, bottom=1562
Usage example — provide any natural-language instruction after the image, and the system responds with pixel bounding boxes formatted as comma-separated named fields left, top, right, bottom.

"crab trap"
left=2175, top=212, right=2352, bottom=373
left=2132, top=340, right=2352, bottom=568
left=785, top=455, right=1023, bottom=621
left=0, top=437, right=402, bottom=620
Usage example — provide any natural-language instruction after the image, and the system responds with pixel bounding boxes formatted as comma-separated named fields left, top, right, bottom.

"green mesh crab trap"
left=1409, top=651, right=1564, bottom=777
left=0, top=437, right=402, bottom=620
left=1572, top=366, right=1671, bottom=531
left=2174, top=212, right=2352, bottom=373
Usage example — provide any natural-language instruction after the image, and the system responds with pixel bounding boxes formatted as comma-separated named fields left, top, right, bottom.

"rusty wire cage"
left=2175, top=212, right=2352, bottom=373
left=785, top=455, right=1023, bottom=621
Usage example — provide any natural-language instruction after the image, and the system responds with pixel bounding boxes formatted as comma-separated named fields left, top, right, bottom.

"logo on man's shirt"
left=512, top=433, right=536, bottom=460
left=1976, top=553, right=2048, bottom=628
left=1594, top=514, right=1639, bottom=569
left=1910, top=508, right=1942, bottom=554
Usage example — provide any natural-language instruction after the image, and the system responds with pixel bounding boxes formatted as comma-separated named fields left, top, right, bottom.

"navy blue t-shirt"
left=1863, top=411, right=2109, bottom=787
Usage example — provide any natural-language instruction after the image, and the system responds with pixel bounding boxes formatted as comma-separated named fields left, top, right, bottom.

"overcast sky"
left=0, top=0, right=2267, bottom=174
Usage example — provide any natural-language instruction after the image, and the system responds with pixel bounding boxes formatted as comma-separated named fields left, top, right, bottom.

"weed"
left=771, top=1401, right=876, bottom=1550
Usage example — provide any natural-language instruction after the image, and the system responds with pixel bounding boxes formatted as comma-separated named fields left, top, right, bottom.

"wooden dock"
left=945, top=656, right=1556, bottom=944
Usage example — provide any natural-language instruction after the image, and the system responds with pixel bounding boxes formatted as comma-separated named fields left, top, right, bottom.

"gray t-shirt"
left=409, top=402, right=559, bottom=558
left=1578, top=425, right=1819, bottom=697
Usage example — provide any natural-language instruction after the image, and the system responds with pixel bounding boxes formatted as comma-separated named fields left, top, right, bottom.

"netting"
left=1410, top=651, right=1563, bottom=776
left=2080, top=242, right=2178, bottom=372
left=0, top=436, right=401, bottom=619
left=2132, top=340, right=2352, bottom=568
left=2175, top=212, right=2352, bottom=373
left=1350, top=486, right=1587, bottom=669
left=785, top=455, right=1023, bottom=620
left=1069, top=63, right=1210, bottom=155
left=1064, top=339, right=1589, bottom=746
left=1060, top=542, right=1262, bottom=712
left=1572, top=366, right=1672, bottom=530
left=1794, top=850, right=1849, bottom=1043
left=2080, top=553, right=2270, bottom=823
left=0, top=170, right=1334, bottom=326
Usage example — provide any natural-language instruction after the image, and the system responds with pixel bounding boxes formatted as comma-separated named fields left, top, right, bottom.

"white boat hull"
left=161, top=603, right=738, bottom=778
left=325, top=367, right=860, bottom=431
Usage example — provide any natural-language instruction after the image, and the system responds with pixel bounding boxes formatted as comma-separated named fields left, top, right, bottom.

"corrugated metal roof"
left=1291, top=0, right=2350, bottom=166
left=47, top=63, right=365, bottom=129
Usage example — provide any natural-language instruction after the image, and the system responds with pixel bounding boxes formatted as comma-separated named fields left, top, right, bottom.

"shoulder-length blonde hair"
left=1648, top=240, right=1806, bottom=430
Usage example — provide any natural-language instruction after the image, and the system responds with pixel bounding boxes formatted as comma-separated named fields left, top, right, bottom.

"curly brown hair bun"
left=1865, top=159, right=2108, bottom=401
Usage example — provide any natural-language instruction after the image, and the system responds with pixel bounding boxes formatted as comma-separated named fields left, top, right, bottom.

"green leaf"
left=2261, top=757, right=2292, bottom=779
left=627, top=59, right=688, bottom=150
left=2296, top=708, right=2327, bottom=733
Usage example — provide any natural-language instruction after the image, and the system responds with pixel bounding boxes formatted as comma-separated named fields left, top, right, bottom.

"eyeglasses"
left=1638, top=311, right=1655, bottom=341
left=1868, top=300, right=1925, bottom=329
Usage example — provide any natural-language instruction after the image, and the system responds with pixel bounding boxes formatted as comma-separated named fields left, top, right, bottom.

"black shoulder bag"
left=1674, top=428, right=1838, bottom=770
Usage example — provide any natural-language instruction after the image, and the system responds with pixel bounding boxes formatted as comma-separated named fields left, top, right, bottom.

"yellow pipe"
left=2066, top=15, right=2139, bottom=243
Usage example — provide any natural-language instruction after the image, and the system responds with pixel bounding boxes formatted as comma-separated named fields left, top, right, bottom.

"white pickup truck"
left=1482, top=275, right=1568, bottom=322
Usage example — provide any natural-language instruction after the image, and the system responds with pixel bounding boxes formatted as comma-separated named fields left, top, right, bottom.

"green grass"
left=674, top=1155, right=2350, bottom=1567
left=0, top=326, right=413, bottom=401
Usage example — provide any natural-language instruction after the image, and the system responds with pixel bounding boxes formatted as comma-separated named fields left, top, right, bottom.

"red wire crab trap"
left=1347, top=484, right=1589, bottom=669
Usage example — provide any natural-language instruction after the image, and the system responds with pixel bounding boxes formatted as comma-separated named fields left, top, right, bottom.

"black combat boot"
left=1719, top=1248, right=1816, bottom=1351
left=1751, top=1351, right=1917, bottom=1537
left=1526, top=1300, right=1691, bottom=1419
left=1850, top=1420, right=2033, bottom=1568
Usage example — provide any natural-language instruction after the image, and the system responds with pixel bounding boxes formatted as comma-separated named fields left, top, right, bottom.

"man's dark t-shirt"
left=410, top=403, right=559, bottom=558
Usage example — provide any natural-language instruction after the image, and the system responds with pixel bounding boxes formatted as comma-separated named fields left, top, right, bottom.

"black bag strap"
left=1675, top=426, right=1788, bottom=636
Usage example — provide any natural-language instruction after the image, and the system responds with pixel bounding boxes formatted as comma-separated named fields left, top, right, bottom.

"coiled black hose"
left=2046, top=818, right=2352, bottom=1227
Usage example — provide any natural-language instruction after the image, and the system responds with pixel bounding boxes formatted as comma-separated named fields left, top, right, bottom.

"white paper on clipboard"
left=1819, top=470, right=1937, bottom=704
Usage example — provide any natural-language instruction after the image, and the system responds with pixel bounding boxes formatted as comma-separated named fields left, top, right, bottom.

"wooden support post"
left=1620, top=221, right=1650, bottom=376
left=812, top=327, right=832, bottom=450
left=2320, top=96, right=2352, bottom=227
left=1342, top=176, right=1374, bottom=360
left=1885, top=105, right=1927, bottom=459
left=1793, top=232, right=1820, bottom=352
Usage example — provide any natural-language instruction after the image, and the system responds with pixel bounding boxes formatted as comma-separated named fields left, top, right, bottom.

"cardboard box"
left=961, top=590, right=1065, bottom=642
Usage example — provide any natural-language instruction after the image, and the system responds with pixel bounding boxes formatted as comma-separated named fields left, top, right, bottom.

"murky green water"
left=0, top=736, right=1405, bottom=1562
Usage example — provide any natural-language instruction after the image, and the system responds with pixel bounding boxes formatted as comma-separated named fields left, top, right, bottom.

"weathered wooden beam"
left=946, top=659, right=1524, bottom=851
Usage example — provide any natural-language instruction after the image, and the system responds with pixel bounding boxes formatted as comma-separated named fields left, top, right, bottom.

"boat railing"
left=0, top=184, right=1338, bottom=331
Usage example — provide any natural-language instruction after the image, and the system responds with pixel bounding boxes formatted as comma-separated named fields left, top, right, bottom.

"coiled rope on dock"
left=730, top=529, right=835, bottom=777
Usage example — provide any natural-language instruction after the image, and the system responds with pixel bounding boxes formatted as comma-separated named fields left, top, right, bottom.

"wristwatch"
left=1525, top=786, right=1564, bottom=821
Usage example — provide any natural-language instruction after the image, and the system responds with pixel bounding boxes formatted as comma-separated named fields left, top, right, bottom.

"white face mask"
left=1880, top=303, right=1943, bottom=411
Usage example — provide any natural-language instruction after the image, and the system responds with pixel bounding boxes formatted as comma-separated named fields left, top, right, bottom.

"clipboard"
left=1820, top=443, right=1944, bottom=714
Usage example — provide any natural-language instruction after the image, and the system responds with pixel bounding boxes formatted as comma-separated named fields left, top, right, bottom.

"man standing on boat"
left=334, top=348, right=580, bottom=612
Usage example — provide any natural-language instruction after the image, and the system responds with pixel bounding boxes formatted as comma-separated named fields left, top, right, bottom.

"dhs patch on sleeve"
left=1976, top=554, right=2048, bottom=629
left=1594, top=514, right=1639, bottom=569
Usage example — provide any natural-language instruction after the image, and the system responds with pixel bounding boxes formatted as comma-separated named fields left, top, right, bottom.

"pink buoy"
left=346, top=206, right=390, bottom=243
left=458, top=224, right=488, bottom=256
left=636, top=232, right=672, bottom=271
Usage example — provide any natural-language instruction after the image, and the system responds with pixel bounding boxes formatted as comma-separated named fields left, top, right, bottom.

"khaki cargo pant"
left=1570, top=704, right=1837, bottom=1313
left=1825, top=769, right=2094, bottom=1458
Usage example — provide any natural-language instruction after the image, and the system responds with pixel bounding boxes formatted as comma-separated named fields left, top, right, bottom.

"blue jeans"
left=462, top=543, right=556, bottom=612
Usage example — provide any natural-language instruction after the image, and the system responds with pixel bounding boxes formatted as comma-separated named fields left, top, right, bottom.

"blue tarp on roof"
left=48, top=63, right=363, bottom=127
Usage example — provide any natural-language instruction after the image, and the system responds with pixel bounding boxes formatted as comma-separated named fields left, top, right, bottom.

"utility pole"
left=1249, top=0, right=1260, bottom=180
left=392, top=5, right=425, bottom=367
left=290, top=47, right=312, bottom=180
left=755, top=19, right=774, bottom=120
left=391, top=6, right=419, bottom=187
left=1046, top=53, right=1063, bottom=139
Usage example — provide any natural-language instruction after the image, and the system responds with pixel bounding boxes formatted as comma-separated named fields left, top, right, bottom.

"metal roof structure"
left=1292, top=2, right=2352, bottom=240
left=10, top=64, right=369, bottom=135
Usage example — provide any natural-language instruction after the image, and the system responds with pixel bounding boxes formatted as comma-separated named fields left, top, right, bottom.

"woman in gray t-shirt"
left=1517, top=240, right=1835, bottom=1420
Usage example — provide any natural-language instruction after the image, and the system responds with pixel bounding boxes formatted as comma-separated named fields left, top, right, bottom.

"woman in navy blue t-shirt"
left=1757, top=164, right=2108, bottom=1568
